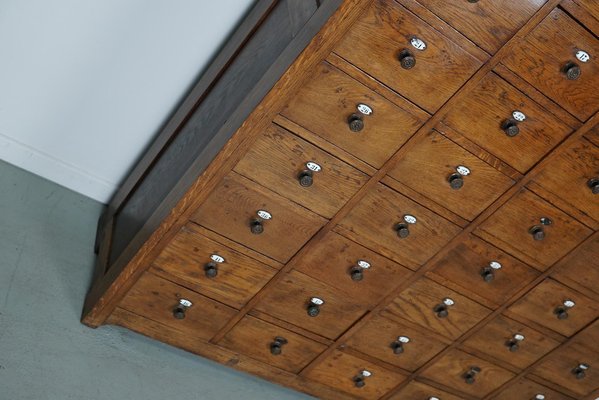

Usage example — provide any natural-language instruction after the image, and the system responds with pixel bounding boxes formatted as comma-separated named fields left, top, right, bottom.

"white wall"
left=0, top=0, right=254, bottom=203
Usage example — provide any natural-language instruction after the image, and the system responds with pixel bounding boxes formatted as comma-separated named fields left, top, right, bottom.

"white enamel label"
left=257, top=210, right=272, bottom=220
left=306, top=162, right=321, bottom=172
left=410, top=37, right=427, bottom=51
left=357, top=103, right=373, bottom=115
left=456, top=165, right=471, bottom=176
left=580, top=364, right=589, bottom=370
left=576, top=50, right=590, bottom=63
left=489, top=261, right=502, bottom=270
left=398, top=336, right=410, bottom=343
left=512, top=110, right=526, bottom=122
left=210, top=254, right=225, bottom=263
left=357, top=260, right=371, bottom=269
left=514, top=333, right=525, bottom=341
left=311, top=297, right=324, bottom=306
left=403, top=214, right=417, bottom=224
left=535, top=395, right=545, bottom=400
left=429, top=397, right=441, bottom=400
left=179, top=299, right=193, bottom=307
left=443, top=298, right=455, bottom=306
left=564, top=299, right=576, bottom=308
left=360, top=370, right=372, bottom=378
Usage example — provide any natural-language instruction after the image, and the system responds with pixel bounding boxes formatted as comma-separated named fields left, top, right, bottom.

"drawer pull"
left=433, top=297, right=454, bottom=318
left=204, top=262, right=218, bottom=278
left=269, top=336, right=288, bottom=356
left=250, top=219, right=264, bottom=235
left=349, top=260, right=371, bottom=282
left=481, top=261, right=502, bottom=283
left=529, top=225, right=545, bottom=241
left=505, top=333, right=525, bottom=352
left=448, top=173, right=464, bottom=190
left=396, top=223, right=410, bottom=238
left=298, top=170, right=314, bottom=187
left=562, top=61, right=581, bottom=80
left=352, top=369, right=372, bottom=388
left=390, top=335, right=411, bottom=354
left=348, top=113, right=364, bottom=132
left=587, top=178, right=599, bottom=194
left=399, top=49, right=416, bottom=70
left=502, top=120, right=520, bottom=137
left=463, top=366, right=481, bottom=384
left=307, top=297, right=325, bottom=317
left=554, top=299, right=575, bottom=320
left=173, top=298, right=192, bottom=320
left=572, top=363, right=589, bottom=380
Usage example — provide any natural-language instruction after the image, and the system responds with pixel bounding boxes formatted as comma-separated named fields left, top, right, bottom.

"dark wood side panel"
left=106, top=0, right=320, bottom=268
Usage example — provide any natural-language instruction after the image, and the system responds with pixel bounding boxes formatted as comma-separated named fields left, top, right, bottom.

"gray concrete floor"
left=0, top=160, right=313, bottom=400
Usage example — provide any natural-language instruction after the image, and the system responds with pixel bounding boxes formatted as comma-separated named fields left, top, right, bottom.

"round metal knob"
left=588, top=178, right=599, bottom=194
left=448, top=173, right=464, bottom=190
left=572, top=364, right=589, bottom=380
left=307, top=304, right=320, bottom=317
left=563, top=62, right=581, bottom=80
left=350, top=266, right=364, bottom=282
left=391, top=341, right=404, bottom=354
left=353, top=377, right=366, bottom=388
left=399, top=49, right=416, bottom=70
left=204, top=262, right=218, bottom=278
left=506, top=340, right=520, bottom=352
left=463, top=366, right=481, bottom=384
left=434, top=304, right=449, bottom=318
left=348, top=113, right=364, bottom=132
left=502, top=120, right=520, bottom=137
left=555, top=306, right=569, bottom=320
left=250, top=219, right=264, bottom=235
left=298, top=170, right=313, bottom=187
left=481, top=267, right=495, bottom=283
left=270, top=337, right=288, bottom=355
left=529, top=225, right=545, bottom=241
left=396, top=223, right=410, bottom=239
left=172, top=306, right=186, bottom=320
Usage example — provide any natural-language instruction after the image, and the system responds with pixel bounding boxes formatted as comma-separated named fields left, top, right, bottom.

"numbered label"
left=576, top=50, right=590, bottom=63
left=403, top=214, right=417, bottom=224
left=456, top=165, right=471, bottom=176
left=489, top=261, right=502, bottom=270
left=563, top=299, right=576, bottom=308
left=357, top=260, right=371, bottom=269
left=179, top=299, right=193, bottom=307
left=443, top=298, right=455, bottom=306
left=306, top=162, right=322, bottom=172
left=513, top=333, right=525, bottom=341
left=311, top=297, right=325, bottom=305
left=398, top=336, right=411, bottom=343
left=357, top=103, right=373, bottom=115
left=257, top=210, right=272, bottom=220
left=360, top=370, right=372, bottom=378
left=410, top=36, right=427, bottom=51
left=512, top=110, right=526, bottom=122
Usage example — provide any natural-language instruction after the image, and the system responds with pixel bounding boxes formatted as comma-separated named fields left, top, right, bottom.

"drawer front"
left=233, top=124, right=369, bottom=219
left=502, top=9, right=599, bottom=121
left=151, top=224, right=278, bottom=309
left=381, top=278, right=491, bottom=340
left=191, top=173, right=327, bottom=263
left=416, top=0, right=546, bottom=54
left=420, top=349, right=516, bottom=398
left=119, top=272, right=236, bottom=340
left=531, top=342, right=599, bottom=396
left=218, top=315, right=327, bottom=373
left=304, top=350, right=407, bottom=400
left=389, top=381, right=464, bottom=400
left=387, top=130, right=515, bottom=221
left=532, top=138, right=599, bottom=223
left=430, top=235, right=539, bottom=307
left=491, top=378, right=575, bottom=400
left=294, top=232, right=412, bottom=307
left=475, top=189, right=592, bottom=270
left=336, top=183, right=462, bottom=270
left=334, top=0, right=483, bottom=113
left=462, top=315, right=561, bottom=370
left=345, top=314, right=448, bottom=372
left=253, top=270, right=367, bottom=340
left=552, top=234, right=599, bottom=297
left=442, top=72, right=573, bottom=173
left=508, top=279, right=599, bottom=337
left=280, top=61, right=424, bottom=169
left=571, top=319, right=599, bottom=354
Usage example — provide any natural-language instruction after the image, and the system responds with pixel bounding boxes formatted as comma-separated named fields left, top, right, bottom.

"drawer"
left=280, top=61, right=424, bottom=169
left=381, top=278, right=491, bottom=340
left=387, top=130, right=515, bottom=221
left=389, top=381, right=463, bottom=400
left=151, top=224, right=278, bottom=309
left=253, top=270, right=367, bottom=340
left=574, top=0, right=599, bottom=21
left=233, top=124, right=369, bottom=218
left=334, top=0, right=483, bottom=113
left=491, top=378, right=575, bottom=400
left=190, top=172, right=327, bottom=263
left=571, top=319, right=599, bottom=354
left=119, top=272, right=236, bottom=340
left=475, top=189, right=592, bottom=271
left=416, top=0, right=546, bottom=54
left=442, top=72, right=573, bottom=173
left=462, top=315, right=561, bottom=370
left=429, top=235, right=539, bottom=307
left=304, top=350, right=407, bottom=400
left=420, top=349, right=516, bottom=398
left=502, top=9, right=599, bottom=121
left=345, top=314, right=448, bottom=372
left=336, top=183, right=462, bottom=270
left=507, top=279, right=599, bottom=337
left=532, top=137, right=599, bottom=223
left=552, top=234, right=599, bottom=297
left=531, top=342, right=599, bottom=397
left=294, top=232, right=412, bottom=307
left=218, top=315, right=327, bottom=373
